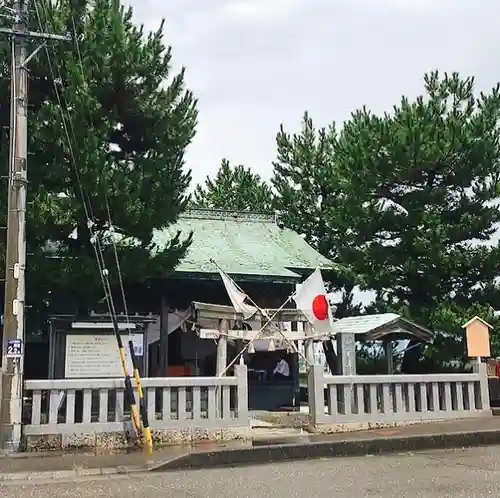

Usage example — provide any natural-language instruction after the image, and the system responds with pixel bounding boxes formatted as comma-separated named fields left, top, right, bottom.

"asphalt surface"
left=3, top=445, right=500, bottom=497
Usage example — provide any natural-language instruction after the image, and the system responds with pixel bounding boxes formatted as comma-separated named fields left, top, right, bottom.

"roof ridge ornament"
left=182, top=208, right=275, bottom=223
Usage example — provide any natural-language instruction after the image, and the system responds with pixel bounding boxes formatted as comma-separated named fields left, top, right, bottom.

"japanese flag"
left=293, top=268, right=334, bottom=337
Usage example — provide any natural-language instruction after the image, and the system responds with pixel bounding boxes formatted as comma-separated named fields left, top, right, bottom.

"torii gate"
left=192, top=302, right=433, bottom=377
left=192, top=301, right=336, bottom=376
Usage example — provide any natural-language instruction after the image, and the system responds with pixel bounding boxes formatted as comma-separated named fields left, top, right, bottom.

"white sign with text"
left=64, top=333, right=143, bottom=378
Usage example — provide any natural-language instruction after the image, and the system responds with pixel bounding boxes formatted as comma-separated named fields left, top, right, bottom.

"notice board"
left=64, top=333, right=143, bottom=378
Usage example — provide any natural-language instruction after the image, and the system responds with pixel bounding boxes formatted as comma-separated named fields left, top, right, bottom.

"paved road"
left=3, top=445, right=500, bottom=497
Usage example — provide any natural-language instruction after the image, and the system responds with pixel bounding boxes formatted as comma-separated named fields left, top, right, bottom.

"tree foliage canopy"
left=335, top=72, right=500, bottom=311
left=273, top=72, right=500, bottom=359
left=0, top=0, right=197, bottom=315
left=193, top=158, right=273, bottom=212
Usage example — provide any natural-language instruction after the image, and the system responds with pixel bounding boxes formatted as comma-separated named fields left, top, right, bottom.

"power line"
left=32, top=0, right=118, bottom=322
left=32, top=0, right=143, bottom=441
left=0, top=0, right=70, bottom=452
left=69, top=8, right=132, bottom=334
left=66, top=6, right=152, bottom=451
left=34, top=0, right=131, bottom=332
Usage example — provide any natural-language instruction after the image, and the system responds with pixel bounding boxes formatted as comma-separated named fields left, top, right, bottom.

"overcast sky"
left=128, top=0, right=500, bottom=186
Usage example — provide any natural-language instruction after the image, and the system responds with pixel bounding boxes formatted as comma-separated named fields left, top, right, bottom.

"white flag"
left=219, top=271, right=257, bottom=319
left=293, top=268, right=334, bottom=337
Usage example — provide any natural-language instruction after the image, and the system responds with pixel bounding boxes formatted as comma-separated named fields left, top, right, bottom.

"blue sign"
left=6, top=339, right=22, bottom=358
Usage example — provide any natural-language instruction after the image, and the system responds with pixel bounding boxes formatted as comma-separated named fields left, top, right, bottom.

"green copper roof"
left=152, top=209, right=335, bottom=281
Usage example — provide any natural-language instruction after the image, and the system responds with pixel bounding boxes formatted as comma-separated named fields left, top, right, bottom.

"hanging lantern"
left=247, top=342, right=255, bottom=354
left=268, top=339, right=275, bottom=352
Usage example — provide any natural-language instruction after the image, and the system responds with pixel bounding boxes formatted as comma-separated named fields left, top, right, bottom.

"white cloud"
left=336, top=0, right=440, bottom=14
left=220, top=0, right=301, bottom=19
left=127, top=0, right=500, bottom=185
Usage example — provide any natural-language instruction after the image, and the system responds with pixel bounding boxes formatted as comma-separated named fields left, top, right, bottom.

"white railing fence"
left=308, top=363, right=491, bottom=425
left=23, top=365, right=249, bottom=437
left=23, top=361, right=491, bottom=440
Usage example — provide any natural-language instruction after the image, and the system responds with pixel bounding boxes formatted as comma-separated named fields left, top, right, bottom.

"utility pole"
left=0, top=0, right=69, bottom=451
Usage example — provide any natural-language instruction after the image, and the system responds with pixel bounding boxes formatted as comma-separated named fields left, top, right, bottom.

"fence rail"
left=23, top=366, right=249, bottom=437
left=308, top=363, right=491, bottom=425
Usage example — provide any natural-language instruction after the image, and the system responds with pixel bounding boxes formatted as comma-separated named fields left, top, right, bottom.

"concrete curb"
left=4, top=429, right=500, bottom=480
left=151, top=429, right=500, bottom=472
left=0, top=464, right=150, bottom=482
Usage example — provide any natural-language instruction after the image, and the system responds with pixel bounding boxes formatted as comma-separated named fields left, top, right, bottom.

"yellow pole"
left=128, top=340, right=153, bottom=455
left=118, top=344, right=141, bottom=435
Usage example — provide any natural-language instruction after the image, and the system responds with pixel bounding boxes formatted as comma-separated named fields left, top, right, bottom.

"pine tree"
left=336, top=72, right=500, bottom=316
left=0, top=0, right=197, bottom=315
left=272, top=112, right=359, bottom=309
left=193, top=158, right=273, bottom=212
left=273, top=73, right=500, bottom=360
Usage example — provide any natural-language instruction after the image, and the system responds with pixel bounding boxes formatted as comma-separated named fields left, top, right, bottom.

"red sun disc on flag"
left=312, top=295, right=329, bottom=320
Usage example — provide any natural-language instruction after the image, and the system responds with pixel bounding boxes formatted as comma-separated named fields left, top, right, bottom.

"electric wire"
left=33, top=0, right=125, bottom=351
left=68, top=10, right=132, bottom=329
left=32, top=0, right=141, bottom=434
left=31, top=1, right=107, bottom=292
left=68, top=6, right=152, bottom=452
left=32, top=2, right=118, bottom=346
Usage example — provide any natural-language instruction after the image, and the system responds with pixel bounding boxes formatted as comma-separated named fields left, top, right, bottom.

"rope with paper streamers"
left=209, top=259, right=315, bottom=376
left=217, top=294, right=305, bottom=377
left=170, top=280, right=331, bottom=343
left=210, top=259, right=302, bottom=353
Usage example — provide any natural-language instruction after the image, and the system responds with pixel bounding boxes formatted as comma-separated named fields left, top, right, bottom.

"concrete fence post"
left=308, top=365, right=325, bottom=426
left=234, top=365, right=249, bottom=422
left=474, top=361, right=490, bottom=410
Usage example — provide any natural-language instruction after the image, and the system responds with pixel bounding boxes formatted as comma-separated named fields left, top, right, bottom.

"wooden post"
left=142, top=327, right=149, bottom=378
left=216, top=319, right=229, bottom=376
left=292, top=340, right=300, bottom=411
left=236, top=339, right=244, bottom=365
left=159, top=295, right=169, bottom=377
left=385, top=340, right=394, bottom=374
left=304, top=322, right=315, bottom=368
left=291, top=320, right=300, bottom=411
left=48, top=320, right=55, bottom=380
